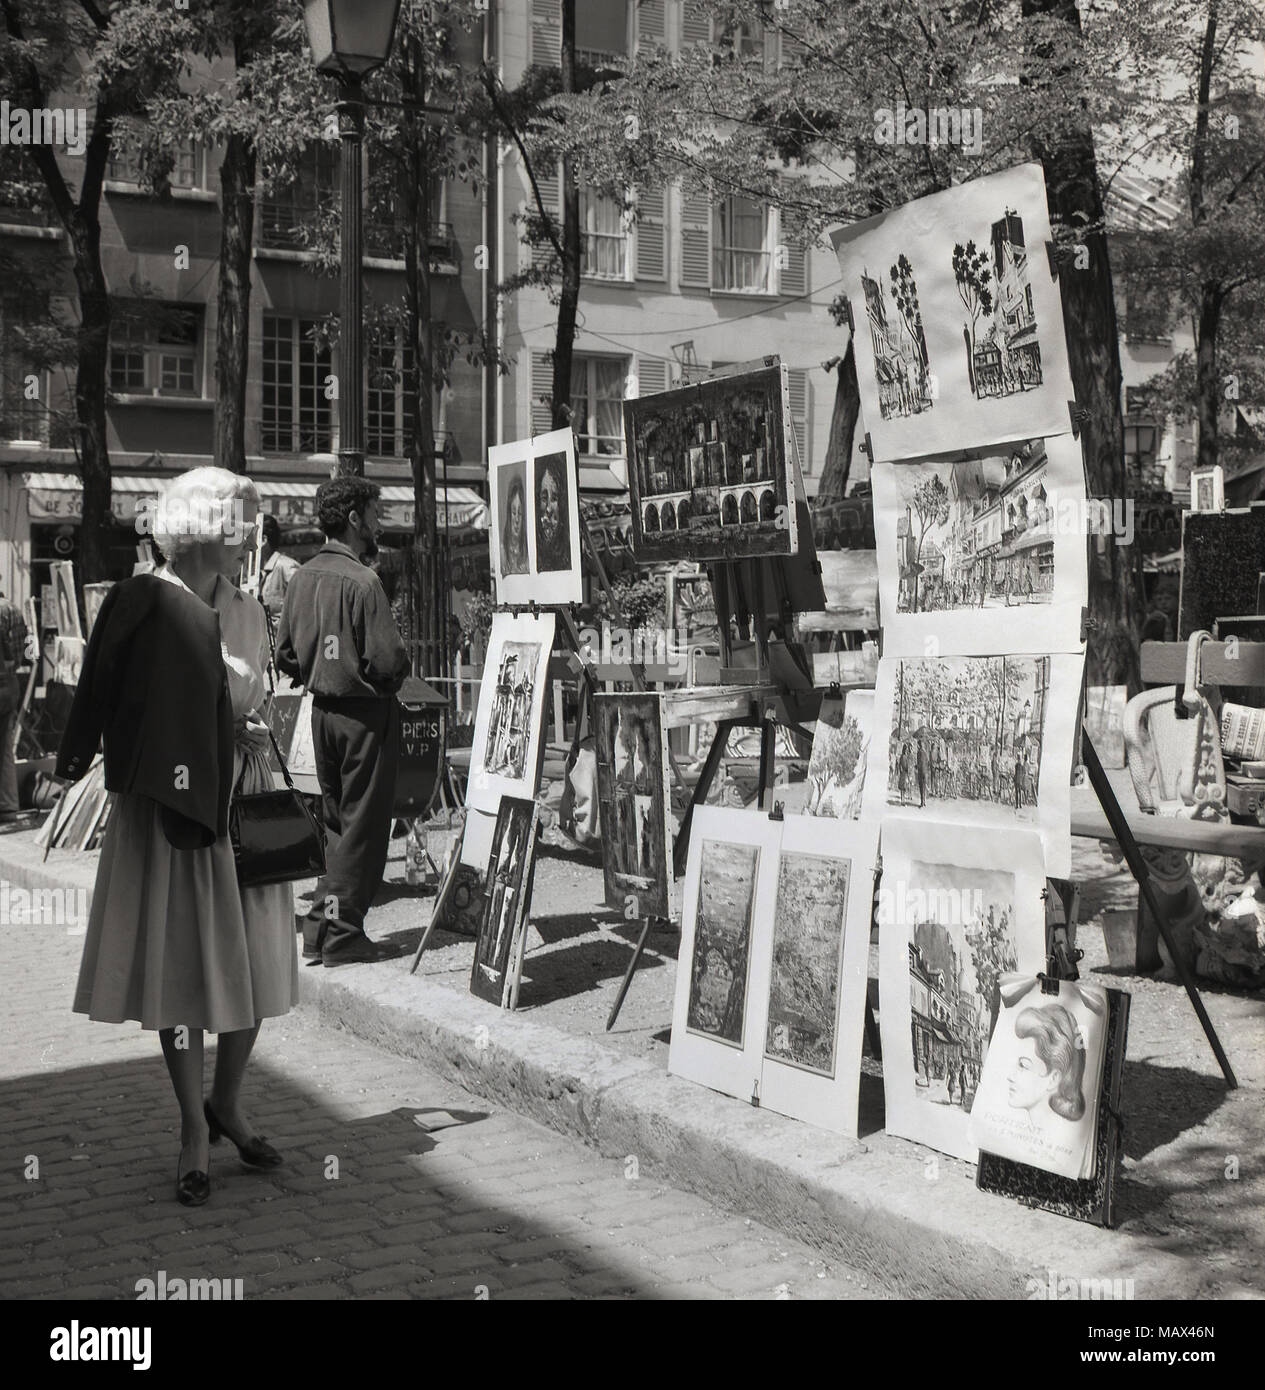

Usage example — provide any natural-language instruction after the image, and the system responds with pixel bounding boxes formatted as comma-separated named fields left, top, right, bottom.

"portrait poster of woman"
left=967, top=974, right=1109, bottom=1180
left=488, top=427, right=582, bottom=607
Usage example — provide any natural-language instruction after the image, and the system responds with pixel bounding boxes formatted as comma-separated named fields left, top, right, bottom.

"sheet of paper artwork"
left=488, top=427, right=582, bottom=606
left=466, top=610, right=556, bottom=814
left=668, top=807, right=781, bottom=1103
left=1083, top=685, right=1126, bottom=770
left=50, top=560, right=82, bottom=639
left=967, top=974, right=1109, bottom=1180
left=53, top=636, right=85, bottom=687
left=624, top=362, right=797, bottom=563
left=759, top=816, right=879, bottom=1136
left=593, top=692, right=675, bottom=920
left=878, top=818, right=1048, bottom=1163
left=469, top=796, right=541, bottom=1009
left=831, top=162, right=1075, bottom=462
left=865, top=652, right=1084, bottom=877
left=871, top=434, right=1088, bottom=656
left=805, top=690, right=873, bottom=819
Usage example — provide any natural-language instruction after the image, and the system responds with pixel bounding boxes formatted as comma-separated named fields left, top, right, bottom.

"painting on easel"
left=593, top=692, right=675, bottom=921
left=624, top=362, right=797, bottom=563
left=470, top=796, right=541, bottom=1009
left=489, top=427, right=583, bottom=607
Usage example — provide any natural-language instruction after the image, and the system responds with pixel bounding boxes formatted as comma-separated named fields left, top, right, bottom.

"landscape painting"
left=470, top=797, right=541, bottom=1009
left=593, top=692, right=674, bottom=920
left=806, top=690, right=873, bottom=819
left=624, top=362, right=797, bottom=563
left=867, top=651, right=1084, bottom=877
left=878, top=818, right=1047, bottom=1162
left=831, top=162, right=1074, bottom=462
left=686, top=838, right=760, bottom=1046
left=488, top=428, right=582, bottom=606
left=871, top=435, right=1089, bottom=656
left=466, top=609, right=556, bottom=814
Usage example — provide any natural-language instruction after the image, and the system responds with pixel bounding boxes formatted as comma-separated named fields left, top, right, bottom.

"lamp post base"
left=334, top=448, right=365, bottom=478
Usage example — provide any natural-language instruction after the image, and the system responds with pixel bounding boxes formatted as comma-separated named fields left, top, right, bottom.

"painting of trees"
left=952, top=240, right=995, bottom=397
left=966, top=903, right=1018, bottom=1046
left=909, top=473, right=950, bottom=612
left=890, top=253, right=930, bottom=396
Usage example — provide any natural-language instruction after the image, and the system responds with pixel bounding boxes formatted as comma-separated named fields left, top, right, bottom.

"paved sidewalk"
left=0, top=909, right=887, bottom=1300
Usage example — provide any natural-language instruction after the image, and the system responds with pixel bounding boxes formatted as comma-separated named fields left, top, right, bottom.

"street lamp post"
left=303, top=0, right=403, bottom=479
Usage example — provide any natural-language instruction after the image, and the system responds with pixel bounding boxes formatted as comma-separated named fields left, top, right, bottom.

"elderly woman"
left=59, top=467, right=298, bottom=1206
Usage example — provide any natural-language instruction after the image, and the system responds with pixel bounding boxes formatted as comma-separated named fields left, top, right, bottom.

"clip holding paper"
left=1039, top=971, right=1061, bottom=996
left=1080, top=606, right=1095, bottom=644
left=1045, top=240, right=1060, bottom=280
left=769, top=800, right=784, bottom=822
left=861, top=431, right=874, bottom=459
left=1067, top=400, right=1090, bottom=439
left=827, top=680, right=843, bottom=700
left=838, top=296, right=854, bottom=333
left=529, top=600, right=540, bottom=621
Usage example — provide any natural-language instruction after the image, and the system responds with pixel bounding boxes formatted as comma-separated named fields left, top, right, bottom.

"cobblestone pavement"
left=1, top=923, right=891, bottom=1300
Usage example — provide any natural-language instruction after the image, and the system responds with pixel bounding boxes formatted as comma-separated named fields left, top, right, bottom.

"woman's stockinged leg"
left=159, top=1025, right=209, bottom=1174
left=209, top=1021, right=262, bottom=1137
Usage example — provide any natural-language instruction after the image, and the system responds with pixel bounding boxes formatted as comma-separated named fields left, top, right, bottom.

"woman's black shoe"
left=204, top=1100, right=284, bottom=1169
left=176, top=1155, right=210, bottom=1207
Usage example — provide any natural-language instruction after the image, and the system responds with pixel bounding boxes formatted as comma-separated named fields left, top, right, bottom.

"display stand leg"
left=673, top=717, right=741, bottom=876
left=863, top=998, right=881, bottom=1061
left=409, top=844, right=462, bottom=974
left=756, top=718, right=776, bottom=810
left=606, top=913, right=657, bottom=1032
left=1081, top=731, right=1237, bottom=1088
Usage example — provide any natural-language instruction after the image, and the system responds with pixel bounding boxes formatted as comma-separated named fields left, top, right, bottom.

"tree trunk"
left=67, top=212, right=112, bottom=585
left=1023, top=0, right=1142, bottom=692
left=1194, top=283, right=1224, bottom=471
left=815, top=344, right=860, bottom=503
left=214, top=132, right=256, bottom=473
left=551, top=0, right=580, bottom=429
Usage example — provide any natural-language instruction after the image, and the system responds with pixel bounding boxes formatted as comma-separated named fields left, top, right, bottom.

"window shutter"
left=530, top=0, right=560, bottom=67
left=762, top=27, right=780, bottom=71
left=681, top=2, right=711, bottom=47
left=679, top=186, right=711, bottom=288
left=787, top=368, right=809, bottom=468
left=779, top=238, right=808, bottom=297
left=636, top=0, right=667, bottom=50
left=530, top=161, right=562, bottom=270
left=637, top=356, right=668, bottom=399
left=634, top=183, right=666, bottom=281
left=531, top=350, right=554, bottom=434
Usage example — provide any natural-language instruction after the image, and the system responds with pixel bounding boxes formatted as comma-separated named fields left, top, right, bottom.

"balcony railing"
left=365, top=219, right=458, bottom=265
left=259, top=202, right=459, bottom=267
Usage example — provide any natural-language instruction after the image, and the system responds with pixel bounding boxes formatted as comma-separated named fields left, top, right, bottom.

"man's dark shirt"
left=274, top=540, right=409, bottom=699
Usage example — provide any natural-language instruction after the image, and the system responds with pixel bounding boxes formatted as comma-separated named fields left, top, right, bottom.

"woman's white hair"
left=152, top=467, right=260, bottom=562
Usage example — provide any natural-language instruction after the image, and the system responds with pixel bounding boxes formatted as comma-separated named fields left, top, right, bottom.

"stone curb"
left=0, top=836, right=1215, bottom=1300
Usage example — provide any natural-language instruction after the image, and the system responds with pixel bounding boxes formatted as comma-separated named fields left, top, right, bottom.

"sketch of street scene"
left=886, top=655, right=1049, bottom=822
left=686, top=839, right=760, bottom=1047
left=904, top=860, right=1021, bottom=1113
left=483, top=641, right=540, bottom=779
left=891, top=440, right=1056, bottom=613
left=765, top=852, right=852, bottom=1076
left=953, top=208, right=1043, bottom=401
left=861, top=254, right=933, bottom=419
left=470, top=797, right=539, bottom=1008
left=806, top=691, right=872, bottom=818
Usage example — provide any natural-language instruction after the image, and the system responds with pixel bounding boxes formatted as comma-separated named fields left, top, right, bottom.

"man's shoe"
left=321, top=937, right=406, bottom=968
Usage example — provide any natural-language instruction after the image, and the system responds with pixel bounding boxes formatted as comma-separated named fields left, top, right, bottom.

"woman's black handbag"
left=228, top=722, right=326, bottom=888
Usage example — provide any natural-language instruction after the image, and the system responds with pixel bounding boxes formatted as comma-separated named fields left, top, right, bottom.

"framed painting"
left=488, top=427, right=583, bottom=607
left=593, top=691, right=675, bottom=920
left=870, top=434, right=1089, bottom=656
left=668, top=807, right=781, bottom=1103
left=878, top=817, right=1048, bottom=1163
left=469, top=796, right=542, bottom=1009
left=1189, top=465, right=1224, bottom=515
left=759, top=815, right=879, bottom=1136
left=50, top=560, right=82, bottom=639
left=865, top=651, right=1085, bottom=877
left=466, top=609, right=556, bottom=815
left=624, top=362, right=797, bottom=563
left=831, top=162, right=1075, bottom=462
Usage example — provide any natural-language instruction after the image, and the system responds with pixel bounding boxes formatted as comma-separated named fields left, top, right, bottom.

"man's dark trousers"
left=303, top=695, right=400, bottom=956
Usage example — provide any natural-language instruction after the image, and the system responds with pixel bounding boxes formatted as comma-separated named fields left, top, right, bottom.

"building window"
left=262, top=315, right=332, bottom=454
left=713, top=195, right=773, bottom=293
left=366, top=329, right=417, bottom=459
left=581, top=185, right=630, bottom=280
left=109, top=304, right=202, bottom=398
left=366, top=164, right=455, bottom=264
left=576, top=0, right=629, bottom=66
left=262, top=144, right=338, bottom=250
left=715, top=17, right=764, bottom=62
left=0, top=334, right=46, bottom=444
left=107, top=124, right=205, bottom=190
left=1123, top=271, right=1171, bottom=343
left=571, top=355, right=626, bottom=456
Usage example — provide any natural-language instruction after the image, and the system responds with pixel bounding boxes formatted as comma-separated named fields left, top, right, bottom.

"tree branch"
left=480, top=68, right=565, bottom=265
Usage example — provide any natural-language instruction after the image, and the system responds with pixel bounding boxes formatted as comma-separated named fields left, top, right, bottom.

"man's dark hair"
left=315, top=477, right=381, bottom=538
left=261, top=514, right=283, bottom=548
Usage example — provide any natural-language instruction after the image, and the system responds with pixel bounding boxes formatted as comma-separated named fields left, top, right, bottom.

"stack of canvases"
left=667, top=165, right=1121, bottom=1194
left=457, top=427, right=583, bottom=1008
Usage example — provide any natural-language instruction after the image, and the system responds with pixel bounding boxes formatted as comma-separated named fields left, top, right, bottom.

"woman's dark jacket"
left=55, top=574, right=235, bottom=849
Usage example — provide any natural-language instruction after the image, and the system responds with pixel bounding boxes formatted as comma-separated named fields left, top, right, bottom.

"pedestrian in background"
left=61, top=467, right=297, bottom=1207
left=257, top=514, right=300, bottom=627
left=276, top=478, right=409, bottom=967
left=0, top=583, right=28, bottom=820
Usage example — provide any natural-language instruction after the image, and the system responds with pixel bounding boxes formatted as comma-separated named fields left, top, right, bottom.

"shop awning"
left=23, top=471, right=488, bottom=531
